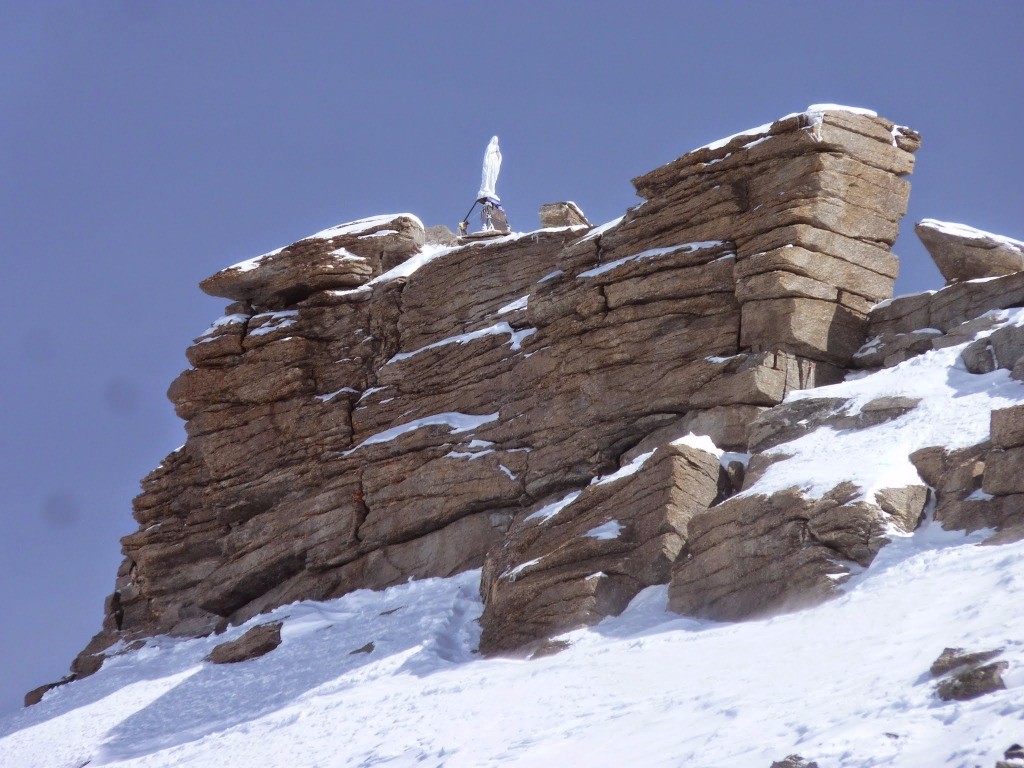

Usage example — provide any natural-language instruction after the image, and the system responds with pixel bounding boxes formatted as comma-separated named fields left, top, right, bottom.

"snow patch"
left=386, top=323, right=535, bottom=365
left=341, top=412, right=499, bottom=455
left=525, top=490, right=583, bottom=523
left=578, top=241, right=727, bottom=278
left=584, top=520, right=624, bottom=540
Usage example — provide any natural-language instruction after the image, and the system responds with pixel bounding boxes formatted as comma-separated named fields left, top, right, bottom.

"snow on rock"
left=918, top=219, right=1024, bottom=249
left=578, top=241, right=727, bottom=278
left=386, top=322, right=535, bottom=365
left=341, top=412, right=499, bottom=455
left=524, top=490, right=583, bottom=523
left=309, top=213, right=424, bottom=240
left=916, top=218, right=1024, bottom=283
left=247, top=310, right=298, bottom=338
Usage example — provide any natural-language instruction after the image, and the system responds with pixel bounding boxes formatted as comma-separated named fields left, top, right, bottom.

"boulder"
left=538, top=201, right=591, bottom=229
left=997, top=744, right=1024, bottom=768
left=916, top=219, right=1024, bottom=283
left=207, top=622, right=283, bottom=664
left=669, top=481, right=925, bottom=621
left=935, top=661, right=1008, bottom=701
left=200, top=214, right=426, bottom=309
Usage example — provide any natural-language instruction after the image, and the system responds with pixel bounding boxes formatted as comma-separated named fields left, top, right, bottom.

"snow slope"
left=1, top=529, right=1021, bottom=768
left=4, top=303, right=1024, bottom=768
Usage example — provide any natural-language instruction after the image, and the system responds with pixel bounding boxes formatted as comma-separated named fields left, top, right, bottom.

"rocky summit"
left=45, top=105, right=1024, bottom=694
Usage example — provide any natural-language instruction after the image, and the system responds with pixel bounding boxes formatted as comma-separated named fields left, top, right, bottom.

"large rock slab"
left=917, top=219, right=1024, bottom=283
left=668, top=482, right=925, bottom=620
left=480, top=441, right=727, bottom=654
left=200, top=214, right=425, bottom=309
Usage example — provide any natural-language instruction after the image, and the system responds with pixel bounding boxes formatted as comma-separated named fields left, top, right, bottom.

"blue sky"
left=1, top=1, right=1022, bottom=713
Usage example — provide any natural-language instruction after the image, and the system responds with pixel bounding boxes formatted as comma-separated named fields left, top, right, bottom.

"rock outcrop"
left=917, top=218, right=1024, bottom=284
left=61, top=105, right=932, bottom=682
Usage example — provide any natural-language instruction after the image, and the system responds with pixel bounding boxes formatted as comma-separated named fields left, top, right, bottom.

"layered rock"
left=669, top=402, right=928, bottom=621
left=917, top=218, right=1024, bottom=284
left=480, top=439, right=728, bottom=653
left=70, top=106, right=921, bottom=679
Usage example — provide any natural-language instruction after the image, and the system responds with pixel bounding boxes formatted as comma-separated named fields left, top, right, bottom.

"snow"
left=310, top=213, right=422, bottom=240
left=578, top=215, right=623, bottom=242
left=247, top=310, right=298, bottom=337
left=918, top=219, right=1024, bottom=250
left=538, top=269, right=563, bottom=283
left=326, top=247, right=367, bottom=262
left=196, top=313, right=247, bottom=340
left=592, top=450, right=655, bottom=486
left=224, top=247, right=284, bottom=273
left=495, top=296, right=528, bottom=315
left=584, top=520, right=623, bottom=540
left=445, top=448, right=494, bottom=461
left=341, top=412, right=499, bottom=455
left=386, top=323, right=535, bottom=365
left=502, top=558, right=542, bottom=583
left=4, top=528, right=1023, bottom=768
left=315, top=387, right=357, bottom=402
left=671, top=432, right=722, bottom=456
left=578, top=241, right=726, bottom=278
left=746, top=308, right=1024, bottom=502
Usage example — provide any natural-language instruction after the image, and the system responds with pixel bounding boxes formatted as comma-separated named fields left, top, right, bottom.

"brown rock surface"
left=207, top=622, right=283, bottom=664
left=916, top=219, right=1024, bottom=284
left=70, top=106, right=920, bottom=670
left=480, top=442, right=727, bottom=653
left=668, top=482, right=925, bottom=621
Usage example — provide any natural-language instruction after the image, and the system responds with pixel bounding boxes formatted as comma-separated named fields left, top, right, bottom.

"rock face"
left=67, top=106, right=925, bottom=679
left=916, top=218, right=1024, bottom=284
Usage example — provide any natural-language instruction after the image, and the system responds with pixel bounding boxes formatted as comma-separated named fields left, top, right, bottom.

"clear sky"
left=2, top=1, right=1022, bottom=714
